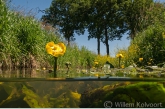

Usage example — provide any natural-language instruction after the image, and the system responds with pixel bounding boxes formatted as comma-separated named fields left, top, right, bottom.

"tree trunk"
left=130, top=27, right=136, bottom=40
left=105, top=26, right=109, bottom=56
left=67, top=37, right=70, bottom=46
left=97, top=35, right=100, bottom=55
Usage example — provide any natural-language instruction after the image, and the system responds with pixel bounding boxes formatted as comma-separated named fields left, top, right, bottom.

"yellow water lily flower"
left=94, top=61, right=99, bottom=65
left=162, top=32, right=165, bottom=38
left=121, top=65, right=124, bottom=69
left=147, top=62, right=151, bottom=65
left=139, top=74, right=143, bottom=78
left=116, top=54, right=124, bottom=58
left=94, top=73, right=99, bottom=77
left=139, top=58, right=143, bottom=62
left=46, top=41, right=66, bottom=57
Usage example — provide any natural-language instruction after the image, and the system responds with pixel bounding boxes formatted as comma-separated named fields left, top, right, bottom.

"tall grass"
left=58, top=44, right=96, bottom=69
left=0, top=0, right=97, bottom=70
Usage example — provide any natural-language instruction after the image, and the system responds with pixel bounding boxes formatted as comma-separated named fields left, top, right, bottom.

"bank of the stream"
left=0, top=0, right=96, bottom=70
left=1, top=0, right=165, bottom=71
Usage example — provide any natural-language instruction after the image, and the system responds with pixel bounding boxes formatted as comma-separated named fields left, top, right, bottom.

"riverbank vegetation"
left=0, top=0, right=96, bottom=70
left=0, top=0, right=165, bottom=71
left=42, top=0, right=165, bottom=69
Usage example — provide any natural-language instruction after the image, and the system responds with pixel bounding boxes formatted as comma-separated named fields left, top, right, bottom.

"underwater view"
left=0, top=67, right=165, bottom=108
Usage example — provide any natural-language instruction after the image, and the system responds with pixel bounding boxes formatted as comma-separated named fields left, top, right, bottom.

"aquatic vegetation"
left=0, top=84, right=10, bottom=103
left=1, top=0, right=165, bottom=108
left=116, top=53, right=124, bottom=68
left=94, top=61, right=99, bottom=65
left=0, top=82, right=50, bottom=108
left=23, top=86, right=41, bottom=108
left=45, top=41, right=66, bottom=77
left=1, top=80, right=165, bottom=108
left=162, top=32, right=165, bottom=39
left=80, top=82, right=165, bottom=108
left=139, top=58, right=143, bottom=62
left=46, top=42, right=66, bottom=57
left=71, top=91, right=81, bottom=101
left=116, top=54, right=124, bottom=58
left=46, top=90, right=81, bottom=108
left=94, top=55, right=116, bottom=68
left=121, top=65, right=124, bottom=69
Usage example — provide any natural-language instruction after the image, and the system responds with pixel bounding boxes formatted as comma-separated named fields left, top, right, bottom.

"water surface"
left=0, top=68, right=165, bottom=108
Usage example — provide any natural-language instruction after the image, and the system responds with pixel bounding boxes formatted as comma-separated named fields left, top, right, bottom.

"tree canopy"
left=42, top=0, right=165, bottom=56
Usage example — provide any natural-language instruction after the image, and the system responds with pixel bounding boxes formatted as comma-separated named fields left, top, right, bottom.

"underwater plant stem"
left=54, top=57, right=58, bottom=77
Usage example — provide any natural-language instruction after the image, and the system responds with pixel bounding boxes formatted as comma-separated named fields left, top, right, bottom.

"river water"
left=0, top=68, right=165, bottom=108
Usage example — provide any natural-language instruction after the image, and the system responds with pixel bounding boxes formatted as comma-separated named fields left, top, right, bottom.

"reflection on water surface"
left=0, top=67, right=165, bottom=79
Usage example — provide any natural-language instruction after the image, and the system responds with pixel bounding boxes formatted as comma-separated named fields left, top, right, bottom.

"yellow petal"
left=139, top=58, right=143, bottom=61
left=52, top=44, right=59, bottom=50
left=48, top=41, right=55, bottom=46
left=46, top=47, right=53, bottom=55
left=57, top=52, right=64, bottom=56
left=116, top=54, right=124, bottom=58
left=46, top=41, right=56, bottom=55
left=58, top=43, right=66, bottom=53
left=46, top=41, right=55, bottom=48
left=53, top=53, right=59, bottom=57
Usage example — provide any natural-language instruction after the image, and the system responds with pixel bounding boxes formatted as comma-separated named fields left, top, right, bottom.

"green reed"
left=0, top=0, right=97, bottom=70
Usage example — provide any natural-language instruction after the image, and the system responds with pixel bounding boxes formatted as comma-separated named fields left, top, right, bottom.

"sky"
left=8, top=0, right=164, bottom=57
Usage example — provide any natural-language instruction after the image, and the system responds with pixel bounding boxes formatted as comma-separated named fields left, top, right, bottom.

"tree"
left=88, top=26, right=102, bottom=55
left=87, top=0, right=127, bottom=56
left=41, top=0, right=86, bottom=46
left=122, top=0, right=165, bottom=39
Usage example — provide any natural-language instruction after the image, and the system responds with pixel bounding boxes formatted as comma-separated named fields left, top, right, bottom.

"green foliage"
left=93, top=55, right=115, bottom=68
left=58, top=44, right=96, bottom=69
left=0, top=0, right=96, bottom=69
left=42, top=0, right=165, bottom=57
left=123, top=0, right=165, bottom=39
left=114, top=23, right=165, bottom=67
left=42, top=0, right=128, bottom=56
left=123, top=0, right=155, bottom=38
left=42, top=0, right=86, bottom=46
left=1, top=0, right=165, bottom=69
left=130, top=24, right=165, bottom=66
left=0, top=3, right=58, bottom=68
